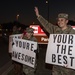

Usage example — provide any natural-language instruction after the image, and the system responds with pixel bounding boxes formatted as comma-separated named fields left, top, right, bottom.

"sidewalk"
left=0, top=60, right=12, bottom=75
left=7, top=61, right=52, bottom=75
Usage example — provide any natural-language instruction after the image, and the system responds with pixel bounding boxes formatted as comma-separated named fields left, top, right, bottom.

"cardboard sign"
left=9, top=34, right=22, bottom=53
left=12, top=38, right=37, bottom=68
left=46, top=34, right=75, bottom=70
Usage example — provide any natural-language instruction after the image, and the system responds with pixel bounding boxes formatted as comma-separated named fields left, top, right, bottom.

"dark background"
left=0, top=0, right=75, bottom=25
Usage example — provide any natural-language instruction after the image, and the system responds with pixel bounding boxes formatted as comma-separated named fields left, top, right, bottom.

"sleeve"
left=37, top=15, right=57, bottom=34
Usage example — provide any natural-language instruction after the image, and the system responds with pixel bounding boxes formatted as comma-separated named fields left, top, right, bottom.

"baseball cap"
left=57, top=13, right=68, bottom=19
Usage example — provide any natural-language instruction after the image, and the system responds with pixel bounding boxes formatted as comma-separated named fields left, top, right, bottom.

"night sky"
left=0, top=0, right=75, bottom=25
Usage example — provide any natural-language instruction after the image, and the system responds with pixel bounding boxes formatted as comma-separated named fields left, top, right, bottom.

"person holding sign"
left=22, top=27, right=39, bottom=75
left=34, top=7, right=75, bottom=75
left=11, top=25, right=24, bottom=75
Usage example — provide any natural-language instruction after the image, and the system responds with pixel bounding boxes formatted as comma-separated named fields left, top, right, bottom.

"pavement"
left=0, top=61, right=12, bottom=75
left=0, top=36, right=11, bottom=75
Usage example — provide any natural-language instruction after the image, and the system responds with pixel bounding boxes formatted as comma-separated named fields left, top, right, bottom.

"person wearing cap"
left=34, top=7, right=75, bottom=75
left=22, top=27, right=39, bottom=75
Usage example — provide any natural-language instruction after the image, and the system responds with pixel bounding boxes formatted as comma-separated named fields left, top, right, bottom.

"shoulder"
left=70, top=29, right=75, bottom=34
left=22, top=36, right=28, bottom=40
left=68, top=25, right=75, bottom=34
left=31, top=37, right=37, bottom=42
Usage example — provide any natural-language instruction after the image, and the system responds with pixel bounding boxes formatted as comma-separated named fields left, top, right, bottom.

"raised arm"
left=34, top=7, right=56, bottom=34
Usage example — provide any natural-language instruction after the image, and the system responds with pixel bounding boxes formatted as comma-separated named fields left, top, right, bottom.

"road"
left=0, top=37, right=11, bottom=75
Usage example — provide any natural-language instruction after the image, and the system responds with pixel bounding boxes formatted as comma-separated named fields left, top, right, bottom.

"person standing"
left=22, top=27, right=39, bottom=75
left=34, top=7, right=75, bottom=75
left=16, top=26, right=22, bottom=34
left=12, top=25, right=17, bottom=34
left=12, top=25, right=24, bottom=75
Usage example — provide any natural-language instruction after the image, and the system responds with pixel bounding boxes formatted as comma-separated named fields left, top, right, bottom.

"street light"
left=46, top=0, right=48, bottom=3
left=16, top=14, right=19, bottom=21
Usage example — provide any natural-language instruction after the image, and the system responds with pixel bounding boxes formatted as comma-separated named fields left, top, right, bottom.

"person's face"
left=26, top=32, right=33, bottom=38
left=57, top=18, right=68, bottom=28
left=13, top=26, right=17, bottom=32
left=18, top=27, right=21, bottom=31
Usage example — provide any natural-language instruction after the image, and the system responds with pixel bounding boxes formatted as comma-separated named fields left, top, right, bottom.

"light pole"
left=46, top=0, right=49, bottom=22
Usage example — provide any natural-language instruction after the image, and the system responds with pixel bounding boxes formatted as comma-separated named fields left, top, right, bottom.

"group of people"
left=10, top=25, right=39, bottom=75
left=10, top=6, right=75, bottom=75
